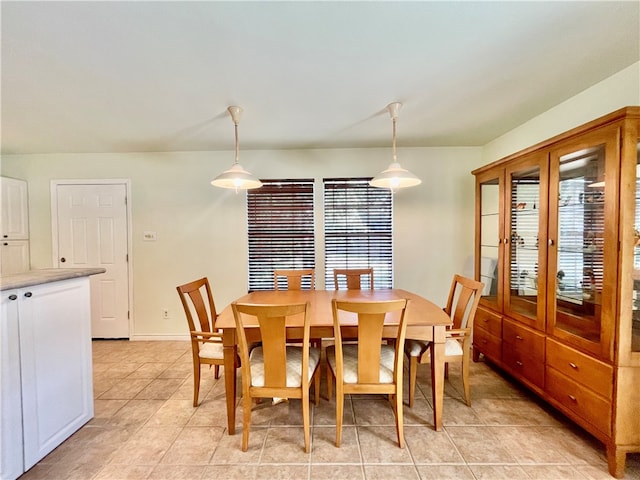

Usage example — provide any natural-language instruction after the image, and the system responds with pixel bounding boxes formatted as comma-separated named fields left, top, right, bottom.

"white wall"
left=483, top=61, right=640, bottom=163
left=0, top=146, right=482, bottom=338
left=2, top=62, right=637, bottom=339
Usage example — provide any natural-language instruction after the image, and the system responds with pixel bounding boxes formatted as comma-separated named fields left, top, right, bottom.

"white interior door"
left=54, top=183, right=130, bottom=338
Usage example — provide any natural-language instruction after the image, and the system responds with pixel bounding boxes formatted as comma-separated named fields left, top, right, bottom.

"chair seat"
left=199, top=340, right=224, bottom=360
left=249, top=346, right=321, bottom=387
left=327, top=344, right=396, bottom=384
left=405, top=338, right=463, bottom=357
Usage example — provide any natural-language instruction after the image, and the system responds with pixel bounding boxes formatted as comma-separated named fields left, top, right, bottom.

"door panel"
left=547, top=126, right=619, bottom=359
left=503, top=152, right=549, bottom=331
left=476, top=169, right=504, bottom=311
left=55, top=183, right=129, bottom=338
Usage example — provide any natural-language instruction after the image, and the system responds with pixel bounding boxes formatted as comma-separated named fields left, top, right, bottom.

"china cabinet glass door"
left=477, top=171, right=503, bottom=311
left=632, top=140, right=640, bottom=353
left=504, top=154, right=548, bottom=330
left=548, top=126, right=619, bottom=358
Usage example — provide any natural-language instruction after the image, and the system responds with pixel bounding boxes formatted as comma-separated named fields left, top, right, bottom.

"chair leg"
left=326, top=364, right=333, bottom=401
left=335, top=383, right=343, bottom=447
left=461, top=356, right=471, bottom=406
left=214, top=364, right=220, bottom=379
left=444, top=362, right=449, bottom=379
left=241, top=393, right=252, bottom=452
left=408, top=355, right=418, bottom=408
left=193, top=361, right=201, bottom=408
left=394, top=389, right=405, bottom=448
left=314, top=368, right=321, bottom=405
left=302, top=390, right=311, bottom=453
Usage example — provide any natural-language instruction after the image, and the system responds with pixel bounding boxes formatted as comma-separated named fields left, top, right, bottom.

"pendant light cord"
left=391, top=115, right=398, bottom=163
left=234, top=122, right=240, bottom=165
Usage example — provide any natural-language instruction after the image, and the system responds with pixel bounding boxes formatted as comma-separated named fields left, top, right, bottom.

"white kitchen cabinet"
left=0, top=291, right=23, bottom=480
left=0, top=177, right=29, bottom=275
left=0, top=240, right=30, bottom=275
left=0, top=275, right=94, bottom=479
left=0, top=177, right=29, bottom=240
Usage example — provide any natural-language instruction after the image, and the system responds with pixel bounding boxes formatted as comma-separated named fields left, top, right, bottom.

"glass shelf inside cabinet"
left=509, top=167, right=540, bottom=319
left=480, top=179, right=500, bottom=302
left=633, top=143, right=640, bottom=352
left=555, top=145, right=605, bottom=343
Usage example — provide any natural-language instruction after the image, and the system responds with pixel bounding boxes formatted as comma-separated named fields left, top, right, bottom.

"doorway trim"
left=50, top=179, right=134, bottom=338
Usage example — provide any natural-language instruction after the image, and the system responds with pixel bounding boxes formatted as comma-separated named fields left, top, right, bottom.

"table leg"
left=223, top=331, right=237, bottom=435
left=430, top=326, right=446, bottom=431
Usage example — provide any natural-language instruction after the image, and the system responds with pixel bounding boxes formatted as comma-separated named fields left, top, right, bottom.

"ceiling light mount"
left=211, top=106, right=262, bottom=192
left=370, top=102, right=421, bottom=191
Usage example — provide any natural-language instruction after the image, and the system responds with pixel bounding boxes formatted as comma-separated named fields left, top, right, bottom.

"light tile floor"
left=19, top=340, right=640, bottom=480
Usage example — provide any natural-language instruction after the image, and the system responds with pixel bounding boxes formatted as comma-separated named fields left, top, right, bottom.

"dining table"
left=215, top=288, right=452, bottom=434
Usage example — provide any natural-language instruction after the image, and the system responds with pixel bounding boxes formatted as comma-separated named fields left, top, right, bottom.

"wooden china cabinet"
left=472, top=107, right=640, bottom=478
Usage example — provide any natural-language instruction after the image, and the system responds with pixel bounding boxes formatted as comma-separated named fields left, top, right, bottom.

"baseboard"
left=128, top=334, right=191, bottom=341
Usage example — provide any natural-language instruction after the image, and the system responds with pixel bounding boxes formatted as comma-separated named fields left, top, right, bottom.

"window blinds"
left=247, top=179, right=315, bottom=291
left=323, top=178, right=393, bottom=290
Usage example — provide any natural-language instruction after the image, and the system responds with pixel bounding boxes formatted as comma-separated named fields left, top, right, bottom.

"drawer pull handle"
left=569, top=362, right=578, bottom=369
left=516, top=361, right=523, bottom=366
left=568, top=394, right=577, bottom=402
left=24, top=292, right=33, bottom=298
left=8, top=294, right=17, bottom=301
left=515, top=335, right=523, bottom=340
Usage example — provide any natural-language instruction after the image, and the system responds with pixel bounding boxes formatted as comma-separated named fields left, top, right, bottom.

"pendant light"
left=370, top=102, right=421, bottom=191
left=211, top=106, right=262, bottom=191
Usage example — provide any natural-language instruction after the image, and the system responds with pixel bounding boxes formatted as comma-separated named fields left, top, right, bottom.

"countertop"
left=0, top=268, right=106, bottom=291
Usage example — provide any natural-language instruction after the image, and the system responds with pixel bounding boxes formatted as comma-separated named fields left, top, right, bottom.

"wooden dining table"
left=215, top=288, right=452, bottom=434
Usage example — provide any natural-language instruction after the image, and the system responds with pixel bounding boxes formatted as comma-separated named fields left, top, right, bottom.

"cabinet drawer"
left=546, top=338, right=612, bottom=400
left=546, top=366, right=611, bottom=437
left=473, top=328, right=501, bottom=361
left=503, top=348, right=544, bottom=388
left=475, top=307, right=502, bottom=337
left=503, top=319, right=545, bottom=359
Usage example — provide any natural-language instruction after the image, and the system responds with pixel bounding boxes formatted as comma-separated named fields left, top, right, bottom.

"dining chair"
left=404, top=274, right=484, bottom=407
left=177, top=277, right=234, bottom=407
left=273, top=268, right=316, bottom=290
left=326, top=298, right=409, bottom=448
left=333, top=268, right=374, bottom=290
left=232, top=301, right=321, bottom=452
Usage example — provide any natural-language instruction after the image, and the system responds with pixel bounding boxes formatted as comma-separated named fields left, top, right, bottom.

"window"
left=323, top=178, right=393, bottom=289
left=247, top=179, right=315, bottom=291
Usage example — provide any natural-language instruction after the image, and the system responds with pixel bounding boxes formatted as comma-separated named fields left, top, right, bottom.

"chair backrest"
left=232, top=302, right=312, bottom=388
left=176, top=277, right=217, bottom=333
left=331, top=298, right=408, bottom=384
left=333, top=268, right=374, bottom=290
left=273, top=268, right=315, bottom=291
left=445, top=274, right=484, bottom=330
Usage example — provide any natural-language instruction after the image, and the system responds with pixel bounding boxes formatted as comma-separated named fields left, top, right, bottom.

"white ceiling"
left=1, top=1, right=638, bottom=155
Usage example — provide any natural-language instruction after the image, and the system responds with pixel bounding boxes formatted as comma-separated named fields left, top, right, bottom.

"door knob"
left=60, top=257, right=66, bottom=263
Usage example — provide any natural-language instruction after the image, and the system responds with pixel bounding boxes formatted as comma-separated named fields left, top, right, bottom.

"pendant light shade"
left=211, top=106, right=262, bottom=191
left=370, top=102, right=421, bottom=190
